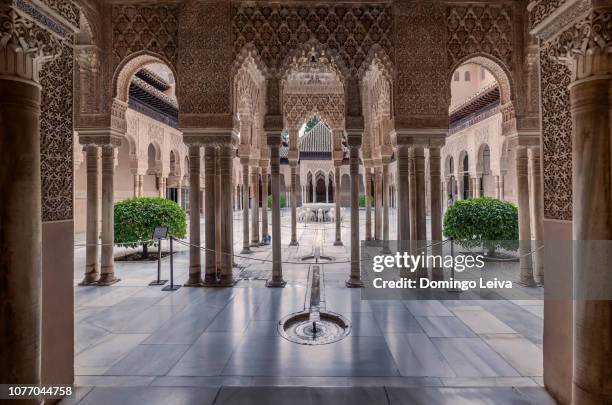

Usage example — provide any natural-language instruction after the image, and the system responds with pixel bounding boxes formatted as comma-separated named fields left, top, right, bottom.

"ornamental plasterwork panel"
left=112, top=4, right=179, bottom=68
left=283, top=93, right=345, bottom=131
left=232, top=3, right=393, bottom=76
left=528, top=0, right=568, bottom=29
left=540, top=43, right=572, bottom=221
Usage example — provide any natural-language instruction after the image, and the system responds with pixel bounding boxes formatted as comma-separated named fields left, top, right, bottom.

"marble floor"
left=66, top=209, right=554, bottom=404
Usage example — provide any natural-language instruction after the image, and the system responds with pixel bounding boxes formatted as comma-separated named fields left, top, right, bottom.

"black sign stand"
left=149, top=227, right=168, bottom=286
left=162, top=237, right=181, bottom=291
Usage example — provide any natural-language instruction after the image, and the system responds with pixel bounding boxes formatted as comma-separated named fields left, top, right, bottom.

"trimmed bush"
left=114, top=197, right=186, bottom=256
left=443, top=197, right=518, bottom=255
left=358, top=194, right=374, bottom=208
left=267, top=194, right=287, bottom=209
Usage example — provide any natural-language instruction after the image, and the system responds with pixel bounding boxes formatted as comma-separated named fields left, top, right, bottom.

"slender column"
left=261, top=165, right=269, bottom=243
left=498, top=175, right=505, bottom=200
left=430, top=148, right=443, bottom=280
left=0, top=67, right=43, bottom=391
left=334, top=162, right=343, bottom=245
left=529, top=148, right=544, bottom=285
left=346, top=137, right=363, bottom=287
left=456, top=175, right=463, bottom=200
left=516, top=147, right=536, bottom=287
left=240, top=161, right=251, bottom=253
left=158, top=177, right=165, bottom=198
left=202, top=146, right=217, bottom=285
left=133, top=174, right=138, bottom=197
left=218, top=145, right=235, bottom=286
left=251, top=166, right=260, bottom=245
left=442, top=177, right=448, bottom=209
left=289, top=162, right=298, bottom=246
left=409, top=149, right=417, bottom=239
left=414, top=148, right=427, bottom=240
left=267, top=135, right=286, bottom=287
left=374, top=166, right=383, bottom=240
left=325, top=178, right=329, bottom=202
left=176, top=187, right=182, bottom=208
left=382, top=162, right=390, bottom=242
left=185, top=146, right=203, bottom=286
left=215, top=158, right=222, bottom=270
left=138, top=175, right=144, bottom=197
left=570, top=76, right=612, bottom=405
left=365, top=167, right=372, bottom=240
left=98, top=145, right=119, bottom=285
left=397, top=145, right=410, bottom=241
left=81, top=145, right=100, bottom=284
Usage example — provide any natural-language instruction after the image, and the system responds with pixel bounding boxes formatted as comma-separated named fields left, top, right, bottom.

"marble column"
left=98, top=145, right=119, bottom=285
left=0, top=62, right=43, bottom=391
left=382, top=163, right=390, bottom=242
left=267, top=134, right=286, bottom=287
left=409, top=149, right=417, bottom=239
left=570, top=75, right=612, bottom=405
left=397, top=145, right=410, bottom=241
left=240, top=161, right=251, bottom=253
left=138, top=175, right=144, bottom=197
left=414, top=148, right=427, bottom=241
left=516, top=147, right=536, bottom=287
left=346, top=136, right=363, bottom=287
left=334, top=162, right=343, bottom=246
left=133, top=173, right=138, bottom=197
left=81, top=145, right=100, bottom=285
left=529, top=148, right=544, bottom=285
left=374, top=165, right=383, bottom=240
left=215, top=158, right=222, bottom=270
left=177, top=187, right=182, bottom=208
left=261, top=164, right=269, bottom=243
left=185, top=145, right=203, bottom=286
left=158, top=176, right=166, bottom=198
left=365, top=167, right=373, bottom=240
left=471, top=177, right=479, bottom=198
left=203, top=146, right=217, bottom=285
left=430, top=148, right=443, bottom=280
left=251, top=166, right=260, bottom=245
left=218, top=145, right=235, bottom=286
left=290, top=162, right=299, bottom=246
left=457, top=175, right=464, bottom=200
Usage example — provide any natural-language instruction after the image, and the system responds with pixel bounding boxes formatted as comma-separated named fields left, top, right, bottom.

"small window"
left=464, top=71, right=471, bottom=81
left=453, top=71, right=460, bottom=81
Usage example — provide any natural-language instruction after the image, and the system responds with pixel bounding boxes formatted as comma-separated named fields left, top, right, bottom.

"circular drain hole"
left=300, top=255, right=333, bottom=262
left=278, top=311, right=351, bottom=345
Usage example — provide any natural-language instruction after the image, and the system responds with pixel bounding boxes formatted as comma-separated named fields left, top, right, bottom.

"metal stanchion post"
left=162, top=236, right=181, bottom=291
left=149, top=237, right=168, bottom=286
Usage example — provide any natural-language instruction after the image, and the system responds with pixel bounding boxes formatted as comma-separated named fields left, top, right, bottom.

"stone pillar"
left=158, top=176, right=166, bottom=198
left=202, top=146, right=217, bottom=285
left=325, top=178, right=329, bottom=202
left=267, top=134, right=286, bottom=287
left=133, top=173, right=138, bottom=198
left=98, top=145, right=119, bottom=285
left=374, top=165, right=383, bottom=240
left=289, top=162, right=298, bottom=246
left=177, top=187, right=182, bottom=208
left=516, top=147, right=536, bottom=287
left=261, top=164, right=269, bottom=243
left=346, top=135, right=363, bottom=287
left=251, top=166, right=260, bottom=245
left=457, top=175, right=464, bottom=200
left=185, top=145, right=203, bottom=286
left=409, top=149, right=417, bottom=239
left=138, top=175, right=144, bottom=197
left=529, top=148, right=544, bottom=285
left=414, top=148, right=427, bottom=241
left=365, top=167, right=373, bottom=240
left=334, top=162, right=343, bottom=246
left=430, top=148, right=443, bottom=280
left=397, top=145, right=410, bottom=241
left=570, top=74, right=612, bottom=405
left=240, top=161, right=251, bottom=253
left=215, top=158, right=222, bottom=269
left=471, top=177, right=480, bottom=198
left=81, top=145, right=100, bottom=285
left=218, top=145, right=235, bottom=286
left=382, top=162, right=390, bottom=242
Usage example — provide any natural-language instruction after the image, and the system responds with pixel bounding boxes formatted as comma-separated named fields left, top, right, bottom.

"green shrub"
left=267, top=194, right=287, bottom=209
left=114, top=197, right=186, bottom=255
left=358, top=194, right=374, bottom=208
left=443, top=197, right=518, bottom=255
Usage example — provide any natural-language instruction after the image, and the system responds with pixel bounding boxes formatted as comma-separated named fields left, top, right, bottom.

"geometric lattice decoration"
left=233, top=3, right=393, bottom=75
left=112, top=4, right=179, bottom=67
left=40, top=43, right=74, bottom=222
left=540, top=44, right=572, bottom=221
left=529, top=0, right=567, bottom=30
left=39, top=0, right=80, bottom=27
left=447, top=4, right=514, bottom=69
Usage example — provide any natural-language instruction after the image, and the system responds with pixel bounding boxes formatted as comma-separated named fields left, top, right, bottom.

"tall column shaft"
left=177, top=187, right=182, bottom=208
left=516, top=147, right=536, bottom=286
left=218, top=145, right=235, bottom=286
left=397, top=146, right=410, bottom=241
left=529, top=148, right=544, bottom=285
left=382, top=163, right=390, bottom=241
left=82, top=145, right=100, bottom=284
left=241, top=163, right=250, bottom=253
left=133, top=173, right=138, bottom=197
left=261, top=166, right=269, bottom=242
left=365, top=168, right=372, bottom=240
left=430, top=148, right=443, bottom=280
left=374, top=166, right=383, bottom=240
left=290, top=163, right=298, bottom=245
left=203, top=146, right=218, bottom=285
left=138, top=175, right=144, bottom=197
left=0, top=79, right=42, bottom=387
left=267, top=139, right=285, bottom=287
left=215, top=159, right=222, bottom=269
left=186, top=145, right=203, bottom=286
left=98, top=145, right=119, bottom=285
left=414, top=148, right=427, bottom=241
left=570, top=77, right=612, bottom=405
left=334, top=164, right=343, bottom=246
left=251, top=166, right=260, bottom=245
left=409, top=150, right=417, bottom=239
left=346, top=142, right=363, bottom=287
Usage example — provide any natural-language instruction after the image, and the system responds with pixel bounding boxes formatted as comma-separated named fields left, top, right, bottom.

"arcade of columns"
left=1, top=1, right=612, bottom=404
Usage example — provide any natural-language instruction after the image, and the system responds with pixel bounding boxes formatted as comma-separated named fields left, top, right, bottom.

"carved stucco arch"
left=278, top=38, right=351, bottom=83
left=476, top=142, right=491, bottom=175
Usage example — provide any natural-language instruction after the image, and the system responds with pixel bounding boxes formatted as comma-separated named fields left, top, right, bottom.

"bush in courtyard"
left=443, top=197, right=518, bottom=255
left=358, top=194, right=374, bottom=208
left=114, top=197, right=186, bottom=256
left=267, top=194, right=287, bottom=209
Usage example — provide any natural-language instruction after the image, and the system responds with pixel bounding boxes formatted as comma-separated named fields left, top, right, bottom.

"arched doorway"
left=315, top=177, right=326, bottom=202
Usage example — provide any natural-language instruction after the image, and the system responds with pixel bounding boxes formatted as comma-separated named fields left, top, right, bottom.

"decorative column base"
left=266, top=277, right=287, bottom=288
left=334, top=240, right=344, bottom=246
left=184, top=277, right=205, bottom=287
left=345, top=278, right=364, bottom=288
left=289, top=241, right=299, bottom=247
